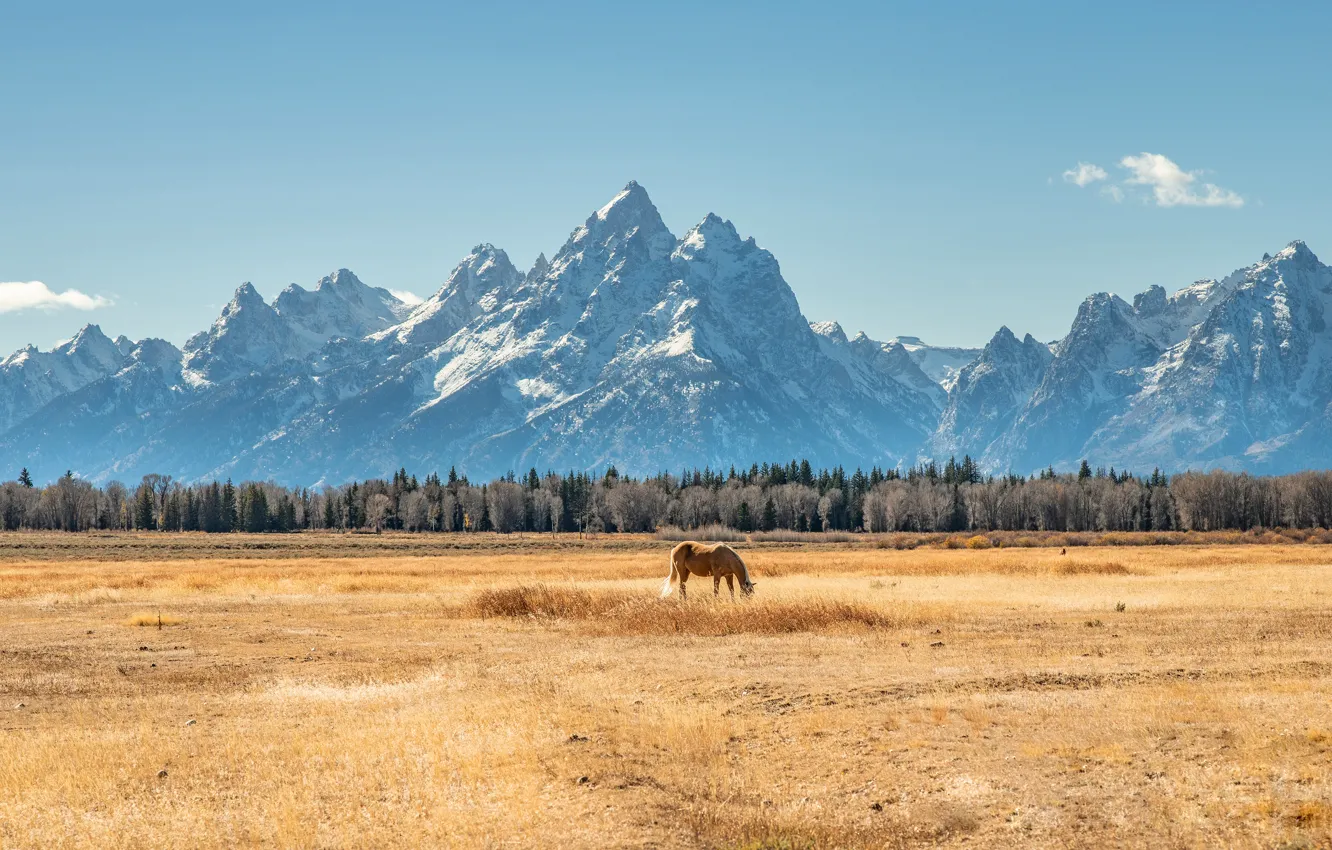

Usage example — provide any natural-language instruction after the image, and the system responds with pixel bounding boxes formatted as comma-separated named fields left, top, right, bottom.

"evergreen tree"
left=1078, top=459, right=1093, bottom=481
left=221, top=479, right=237, bottom=532
left=134, top=485, right=156, bottom=530
left=18, top=468, right=33, bottom=488
left=736, top=502, right=753, bottom=532
left=761, top=498, right=777, bottom=532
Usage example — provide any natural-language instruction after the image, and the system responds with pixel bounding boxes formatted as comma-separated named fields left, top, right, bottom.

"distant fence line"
left=5, top=460, right=1332, bottom=535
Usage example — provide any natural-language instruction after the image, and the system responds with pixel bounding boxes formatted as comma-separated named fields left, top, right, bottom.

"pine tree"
left=221, top=480, right=237, bottom=532
left=761, top=498, right=778, bottom=532
left=736, top=502, right=753, bottom=532
left=134, top=485, right=156, bottom=530
left=17, top=468, right=32, bottom=488
left=1078, top=460, right=1093, bottom=481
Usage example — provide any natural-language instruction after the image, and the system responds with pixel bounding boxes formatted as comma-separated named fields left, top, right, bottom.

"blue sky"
left=3, top=1, right=1330, bottom=352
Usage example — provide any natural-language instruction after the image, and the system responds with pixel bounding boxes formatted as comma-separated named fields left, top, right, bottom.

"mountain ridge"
left=2, top=184, right=1328, bottom=484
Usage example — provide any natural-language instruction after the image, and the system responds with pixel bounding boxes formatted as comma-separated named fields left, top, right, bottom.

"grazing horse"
left=660, top=541, right=756, bottom=600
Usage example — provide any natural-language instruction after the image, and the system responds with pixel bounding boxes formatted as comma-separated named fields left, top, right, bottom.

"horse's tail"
left=660, top=556, right=679, bottom=598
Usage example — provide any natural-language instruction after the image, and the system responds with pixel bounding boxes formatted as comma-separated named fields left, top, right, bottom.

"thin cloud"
left=1062, top=162, right=1108, bottom=187
left=1119, top=153, right=1244, bottom=208
left=0, top=281, right=112, bottom=314
left=1102, top=185, right=1125, bottom=203
left=389, top=289, right=424, bottom=306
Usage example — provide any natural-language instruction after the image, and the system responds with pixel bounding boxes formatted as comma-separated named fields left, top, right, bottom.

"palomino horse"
left=660, top=541, right=756, bottom=600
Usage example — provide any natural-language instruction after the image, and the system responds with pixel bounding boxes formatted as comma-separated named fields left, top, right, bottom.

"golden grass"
left=1, top=532, right=1331, bottom=848
left=468, top=583, right=938, bottom=635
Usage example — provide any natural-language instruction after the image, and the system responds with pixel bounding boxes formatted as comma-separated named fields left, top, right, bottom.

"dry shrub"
left=656, top=525, right=747, bottom=542
left=469, top=584, right=619, bottom=619
left=466, top=584, right=931, bottom=635
left=751, top=529, right=857, bottom=543
left=964, top=535, right=992, bottom=550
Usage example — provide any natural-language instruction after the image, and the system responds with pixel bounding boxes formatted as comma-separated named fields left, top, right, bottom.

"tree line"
left=6, top=458, right=1332, bottom=534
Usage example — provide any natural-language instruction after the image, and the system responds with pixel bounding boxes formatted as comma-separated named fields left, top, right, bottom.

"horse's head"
left=741, top=580, right=756, bottom=597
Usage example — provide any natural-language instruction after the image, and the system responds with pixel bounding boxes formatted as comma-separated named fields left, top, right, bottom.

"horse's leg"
left=726, top=574, right=735, bottom=600
left=713, top=572, right=721, bottom=597
left=678, top=570, right=688, bottom=600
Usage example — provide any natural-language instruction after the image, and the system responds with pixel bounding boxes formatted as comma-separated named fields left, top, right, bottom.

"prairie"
left=1, top=533, right=1330, bottom=848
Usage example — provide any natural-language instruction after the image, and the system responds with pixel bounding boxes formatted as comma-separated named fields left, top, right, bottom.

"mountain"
left=1079, top=241, right=1332, bottom=473
left=0, top=183, right=938, bottom=484
left=940, top=240, right=1332, bottom=475
left=2, top=180, right=1330, bottom=485
left=889, top=337, right=982, bottom=391
left=0, top=324, right=126, bottom=434
left=931, top=327, right=1053, bottom=464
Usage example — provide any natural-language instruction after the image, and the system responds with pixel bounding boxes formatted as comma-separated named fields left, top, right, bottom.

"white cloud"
left=389, top=289, right=424, bottom=306
left=1102, top=185, right=1125, bottom=203
left=1062, top=162, right=1108, bottom=187
left=1118, top=153, right=1244, bottom=208
left=0, top=281, right=112, bottom=314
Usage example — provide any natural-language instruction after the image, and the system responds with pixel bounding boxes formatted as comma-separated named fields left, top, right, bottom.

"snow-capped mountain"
left=2, top=180, right=1330, bottom=484
left=937, top=240, right=1332, bottom=475
left=0, top=324, right=126, bottom=434
left=931, top=327, right=1053, bottom=463
left=890, top=337, right=982, bottom=391
left=1078, top=241, right=1332, bottom=472
left=0, top=183, right=937, bottom=483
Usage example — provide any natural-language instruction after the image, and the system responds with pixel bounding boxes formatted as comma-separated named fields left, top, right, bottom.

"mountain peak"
left=1275, top=240, right=1318, bottom=264
left=810, top=320, right=848, bottom=344
left=314, top=269, right=366, bottom=294
left=595, top=181, right=655, bottom=221
left=529, top=252, right=550, bottom=278
left=231, top=282, right=265, bottom=308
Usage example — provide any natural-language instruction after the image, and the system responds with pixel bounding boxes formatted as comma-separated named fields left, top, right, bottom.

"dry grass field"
left=2, top=532, right=1331, bottom=848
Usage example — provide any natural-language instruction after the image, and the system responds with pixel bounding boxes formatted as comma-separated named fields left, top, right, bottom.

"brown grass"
left=468, top=583, right=935, bottom=634
left=2, top=532, right=1331, bottom=848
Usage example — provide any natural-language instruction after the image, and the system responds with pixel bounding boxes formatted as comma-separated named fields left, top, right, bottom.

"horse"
left=660, top=541, right=756, bottom=600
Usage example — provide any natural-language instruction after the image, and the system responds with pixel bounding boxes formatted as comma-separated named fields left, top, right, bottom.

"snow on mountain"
left=374, top=246, right=522, bottom=347
left=1081, top=241, right=1332, bottom=472
left=931, top=326, right=1053, bottom=464
left=275, top=268, right=412, bottom=347
left=183, top=272, right=412, bottom=384
left=2, top=182, right=937, bottom=484
left=811, top=324, right=950, bottom=411
left=890, top=336, right=982, bottom=390
left=4, top=181, right=1332, bottom=484
left=0, top=324, right=126, bottom=434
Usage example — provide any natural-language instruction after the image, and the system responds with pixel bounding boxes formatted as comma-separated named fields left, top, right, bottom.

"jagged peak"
left=315, top=268, right=365, bottom=293
left=810, top=320, right=848, bottom=344
left=230, top=282, right=265, bottom=306
left=53, top=323, right=113, bottom=354
left=1274, top=239, right=1318, bottom=264
left=595, top=181, right=651, bottom=218
left=1133, top=284, right=1168, bottom=316
left=684, top=212, right=747, bottom=247
left=529, top=252, right=550, bottom=277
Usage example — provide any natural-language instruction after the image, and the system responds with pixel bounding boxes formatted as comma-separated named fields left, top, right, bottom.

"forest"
left=6, top=456, right=1332, bottom=535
